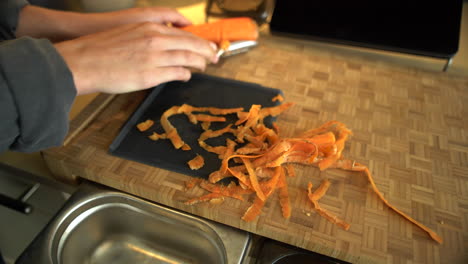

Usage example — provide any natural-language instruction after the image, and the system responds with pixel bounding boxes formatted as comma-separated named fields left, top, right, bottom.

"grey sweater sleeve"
left=0, top=0, right=77, bottom=152
left=0, top=0, right=29, bottom=40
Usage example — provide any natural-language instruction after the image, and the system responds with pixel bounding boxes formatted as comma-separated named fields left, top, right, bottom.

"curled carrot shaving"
left=278, top=168, right=291, bottom=219
left=219, top=138, right=237, bottom=164
left=307, top=180, right=350, bottom=230
left=187, top=154, right=205, bottom=170
left=312, top=201, right=350, bottom=230
left=227, top=167, right=252, bottom=188
left=259, top=102, right=294, bottom=119
left=235, top=146, right=263, bottom=155
left=310, top=179, right=330, bottom=201
left=236, top=104, right=261, bottom=125
left=221, top=153, right=264, bottom=174
left=160, top=105, right=242, bottom=149
left=285, top=164, right=295, bottom=177
left=199, top=124, right=234, bottom=141
left=242, top=196, right=265, bottom=222
left=201, top=121, right=211, bottom=130
left=184, top=192, right=224, bottom=205
left=236, top=105, right=261, bottom=143
left=199, top=141, right=226, bottom=155
left=148, top=132, right=166, bottom=141
left=181, top=144, right=191, bottom=151
left=143, top=101, right=441, bottom=244
left=200, top=180, right=252, bottom=201
left=272, top=94, right=284, bottom=102
left=340, top=162, right=443, bottom=244
left=160, top=106, right=186, bottom=149
left=242, top=157, right=266, bottom=201
left=198, top=124, right=234, bottom=155
left=261, top=166, right=282, bottom=197
left=185, top=178, right=202, bottom=191
left=198, top=106, right=244, bottom=115
left=137, top=119, right=154, bottom=132
left=191, top=114, right=226, bottom=123
left=272, top=122, right=280, bottom=135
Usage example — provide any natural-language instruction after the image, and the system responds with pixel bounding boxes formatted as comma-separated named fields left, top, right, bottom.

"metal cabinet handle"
left=0, top=183, right=40, bottom=214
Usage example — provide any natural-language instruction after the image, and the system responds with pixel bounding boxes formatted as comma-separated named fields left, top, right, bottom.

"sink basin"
left=17, top=182, right=250, bottom=264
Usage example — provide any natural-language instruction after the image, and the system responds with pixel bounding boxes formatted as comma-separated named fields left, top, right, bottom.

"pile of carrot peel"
left=137, top=95, right=442, bottom=244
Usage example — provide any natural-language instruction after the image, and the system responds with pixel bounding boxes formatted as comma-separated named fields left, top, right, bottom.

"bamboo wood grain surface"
left=43, top=35, right=468, bottom=264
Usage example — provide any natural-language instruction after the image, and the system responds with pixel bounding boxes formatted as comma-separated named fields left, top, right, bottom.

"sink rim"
left=49, top=193, right=228, bottom=263
left=16, top=181, right=251, bottom=264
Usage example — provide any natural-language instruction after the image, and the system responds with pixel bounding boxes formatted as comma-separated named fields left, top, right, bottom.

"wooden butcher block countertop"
left=43, top=35, right=468, bottom=264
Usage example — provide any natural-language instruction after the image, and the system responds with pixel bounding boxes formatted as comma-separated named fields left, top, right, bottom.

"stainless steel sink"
left=17, top=182, right=250, bottom=264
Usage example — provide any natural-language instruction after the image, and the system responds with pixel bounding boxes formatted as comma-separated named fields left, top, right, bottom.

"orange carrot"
left=182, top=17, right=258, bottom=43
left=259, top=102, right=294, bottom=118
left=278, top=168, right=291, bottom=218
left=192, top=114, right=226, bottom=123
left=148, top=132, right=166, bottom=141
left=199, top=181, right=252, bottom=201
left=187, top=154, right=205, bottom=170
left=310, top=179, right=331, bottom=201
left=312, top=201, right=350, bottom=230
left=358, top=165, right=443, bottom=244
left=181, top=144, right=191, bottom=151
left=272, top=94, right=284, bottom=102
left=307, top=180, right=350, bottom=230
left=199, top=124, right=234, bottom=141
left=160, top=106, right=185, bottom=149
left=136, top=119, right=154, bottom=132
left=242, top=196, right=265, bottom=222
left=221, top=153, right=264, bottom=174
left=242, top=157, right=266, bottom=201
left=285, top=164, right=296, bottom=177
left=201, top=121, right=211, bottom=130
left=218, top=138, right=236, bottom=163
left=185, top=178, right=202, bottom=191
left=184, top=192, right=224, bottom=205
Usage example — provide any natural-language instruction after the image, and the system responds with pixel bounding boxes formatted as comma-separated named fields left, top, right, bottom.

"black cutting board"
left=109, top=73, right=282, bottom=181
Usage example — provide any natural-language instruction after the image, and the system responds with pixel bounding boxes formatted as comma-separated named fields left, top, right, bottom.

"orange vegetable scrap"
left=272, top=94, right=284, bottom=102
left=148, top=132, right=166, bottom=141
left=201, top=122, right=211, bottom=131
left=135, top=99, right=442, bottom=244
left=185, top=192, right=224, bottom=205
left=219, top=40, right=231, bottom=51
left=181, top=17, right=258, bottom=43
left=187, top=109, right=441, bottom=244
left=181, top=144, right=192, bottom=151
left=285, top=164, right=295, bottom=177
left=307, top=180, right=350, bottom=230
left=188, top=154, right=205, bottom=170
left=136, top=119, right=154, bottom=132
left=278, top=168, right=291, bottom=219
left=185, top=178, right=202, bottom=191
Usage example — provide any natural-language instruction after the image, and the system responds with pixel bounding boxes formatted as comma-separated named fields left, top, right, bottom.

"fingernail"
left=210, top=42, right=217, bottom=51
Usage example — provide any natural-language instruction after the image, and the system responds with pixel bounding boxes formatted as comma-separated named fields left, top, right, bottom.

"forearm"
left=16, top=5, right=103, bottom=41
left=15, top=6, right=192, bottom=42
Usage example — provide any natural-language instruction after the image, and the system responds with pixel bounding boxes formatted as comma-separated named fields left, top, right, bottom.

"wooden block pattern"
left=43, top=35, right=468, bottom=264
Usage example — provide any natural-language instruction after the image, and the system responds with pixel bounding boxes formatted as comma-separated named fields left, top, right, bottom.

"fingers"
left=140, top=67, right=191, bottom=88
left=139, top=22, right=194, bottom=37
left=138, top=32, right=217, bottom=63
left=148, top=7, right=193, bottom=27
left=153, top=50, right=210, bottom=70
